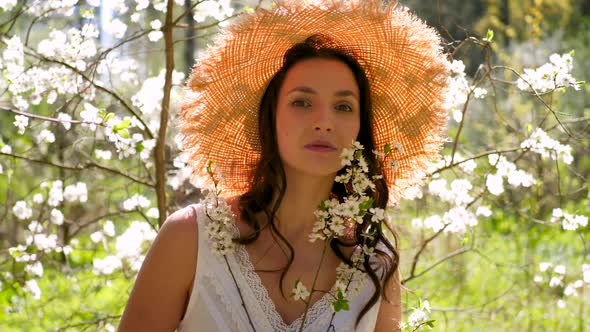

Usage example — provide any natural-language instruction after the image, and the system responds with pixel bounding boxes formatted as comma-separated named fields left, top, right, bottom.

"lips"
left=304, top=139, right=337, bottom=152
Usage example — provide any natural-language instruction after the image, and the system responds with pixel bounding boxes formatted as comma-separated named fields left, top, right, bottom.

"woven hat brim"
left=180, top=0, right=450, bottom=204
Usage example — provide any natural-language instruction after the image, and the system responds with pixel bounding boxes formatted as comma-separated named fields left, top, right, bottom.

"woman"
left=119, top=1, right=450, bottom=331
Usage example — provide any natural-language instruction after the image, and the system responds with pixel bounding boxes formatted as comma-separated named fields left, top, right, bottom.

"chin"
left=287, top=161, right=343, bottom=178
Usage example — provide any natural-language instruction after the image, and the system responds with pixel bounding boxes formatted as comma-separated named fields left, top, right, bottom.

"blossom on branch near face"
left=291, top=280, right=310, bottom=301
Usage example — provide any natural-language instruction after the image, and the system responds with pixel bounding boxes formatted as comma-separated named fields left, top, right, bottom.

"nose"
left=313, top=104, right=333, bottom=132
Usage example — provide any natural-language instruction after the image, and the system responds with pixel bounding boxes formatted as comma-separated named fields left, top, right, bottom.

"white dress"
left=177, top=203, right=382, bottom=332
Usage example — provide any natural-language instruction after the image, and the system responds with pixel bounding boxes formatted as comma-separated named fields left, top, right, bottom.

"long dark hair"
left=236, top=34, right=400, bottom=327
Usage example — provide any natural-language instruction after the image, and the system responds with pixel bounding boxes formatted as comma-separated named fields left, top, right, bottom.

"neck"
left=270, top=167, right=336, bottom=242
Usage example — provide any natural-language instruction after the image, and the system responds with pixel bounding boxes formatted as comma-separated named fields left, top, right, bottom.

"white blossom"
left=0, top=0, right=17, bottom=11
left=95, top=149, right=112, bottom=160
left=521, top=128, right=574, bottom=165
left=193, top=0, right=234, bottom=23
left=103, top=18, right=127, bottom=38
left=549, top=276, right=563, bottom=287
left=13, top=115, right=29, bottom=134
left=564, top=284, right=576, bottom=297
left=473, top=87, right=487, bottom=99
left=48, top=180, right=64, bottom=207
left=423, top=215, right=445, bottom=232
left=291, top=280, right=310, bottom=301
left=146, top=208, right=159, bottom=219
left=24, top=280, right=41, bottom=300
left=80, top=102, right=102, bottom=131
left=148, top=31, right=164, bottom=42
left=13, top=200, right=32, bottom=220
left=442, top=206, right=478, bottom=234
left=115, top=221, right=157, bottom=259
left=37, top=129, right=56, bottom=144
left=103, top=220, right=116, bottom=237
left=554, top=265, right=566, bottom=275
left=539, top=262, right=552, bottom=272
left=122, top=194, right=151, bottom=211
left=550, top=208, right=588, bottom=231
left=50, top=209, right=64, bottom=225
left=25, top=261, right=44, bottom=278
left=28, top=220, right=43, bottom=233
left=475, top=206, right=492, bottom=217
left=90, top=231, right=104, bottom=243
left=26, top=233, right=59, bottom=252
left=517, top=52, right=581, bottom=93
left=57, top=113, right=72, bottom=130
left=93, top=255, right=123, bottom=275
left=63, top=182, right=88, bottom=203
left=1, top=145, right=12, bottom=154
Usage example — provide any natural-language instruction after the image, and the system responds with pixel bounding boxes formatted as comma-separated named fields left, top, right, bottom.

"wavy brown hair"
left=236, top=34, right=400, bottom=327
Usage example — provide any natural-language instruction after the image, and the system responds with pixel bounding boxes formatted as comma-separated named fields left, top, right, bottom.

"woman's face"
left=275, top=58, right=361, bottom=177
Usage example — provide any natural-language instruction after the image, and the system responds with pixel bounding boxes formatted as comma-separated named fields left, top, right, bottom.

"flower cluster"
left=309, top=142, right=386, bottom=242
left=291, top=141, right=394, bottom=313
left=445, top=59, right=488, bottom=123
left=201, top=162, right=237, bottom=256
left=486, top=154, right=536, bottom=196
left=549, top=208, right=588, bottom=231
left=517, top=52, right=583, bottom=93
left=533, top=261, right=589, bottom=309
left=401, top=299, right=433, bottom=331
left=330, top=250, right=369, bottom=312
left=520, top=128, right=574, bottom=165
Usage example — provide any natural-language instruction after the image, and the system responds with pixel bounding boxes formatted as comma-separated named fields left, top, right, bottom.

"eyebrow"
left=287, top=86, right=359, bottom=99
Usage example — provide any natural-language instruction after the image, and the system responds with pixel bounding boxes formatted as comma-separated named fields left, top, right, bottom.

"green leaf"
left=112, top=119, right=131, bottom=131
left=426, top=320, right=436, bottom=327
left=243, top=6, right=255, bottom=13
left=384, top=143, right=391, bottom=155
left=117, top=128, right=130, bottom=139
left=461, top=236, right=469, bottom=246
left=103, top=112, right=115, bottom=123
left=136, top=142, right=144, bottom=153
left=569, top=49, right=575, bottom=57
left=484, top=29, right=494, bottom=42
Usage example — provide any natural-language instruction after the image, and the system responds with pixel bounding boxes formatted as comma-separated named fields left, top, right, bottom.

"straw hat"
left=180, top=0, right=450, bottom=204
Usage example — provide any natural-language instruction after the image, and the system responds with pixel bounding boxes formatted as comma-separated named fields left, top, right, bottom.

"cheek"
left=339, top=117, right=361, bottom=141
left=275, top=109, right=293, bottom=153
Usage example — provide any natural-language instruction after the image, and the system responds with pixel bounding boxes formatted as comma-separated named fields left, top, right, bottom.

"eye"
left=291, top=99, right=311, bottom=108
left=335, top=103, right=353, bottom=112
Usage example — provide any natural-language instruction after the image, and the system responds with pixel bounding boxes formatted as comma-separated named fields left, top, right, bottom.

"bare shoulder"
left=374, top=268, right=402, bottom=332
left=119, top=205, right=199, bottom=331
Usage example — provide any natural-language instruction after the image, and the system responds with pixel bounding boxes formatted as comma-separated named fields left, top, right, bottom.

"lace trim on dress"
left=226, top=217, right=337, bottom=331
left=194, top=204, right=255, bottom=331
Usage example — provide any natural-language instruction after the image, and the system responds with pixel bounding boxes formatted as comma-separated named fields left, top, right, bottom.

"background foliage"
left=0, top=0, right=588, bottom=331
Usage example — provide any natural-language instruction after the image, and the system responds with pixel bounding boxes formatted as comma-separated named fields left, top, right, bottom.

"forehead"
left=281, top=58, right=360, bottom=94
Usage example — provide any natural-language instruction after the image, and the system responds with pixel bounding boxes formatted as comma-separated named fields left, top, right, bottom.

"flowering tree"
left=0, top=1, right=587, bottom=331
